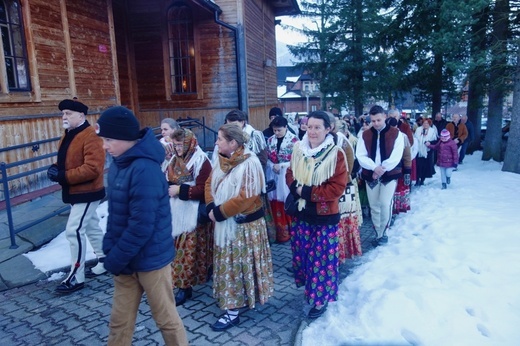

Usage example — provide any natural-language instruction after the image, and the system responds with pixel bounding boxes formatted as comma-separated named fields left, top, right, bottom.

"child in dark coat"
left=426, top=129, right=459, bottom=189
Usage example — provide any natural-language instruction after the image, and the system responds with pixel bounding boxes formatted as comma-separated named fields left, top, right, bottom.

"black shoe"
left=55, top=277, right=84, bottom=294
left=442, top=183, right=447, bottom=190
left=371, top=235, right=388, bottom=247
left=85, top=258, right=106, bottom=278
left=308, top=304, right=328, bottom=319
left=211, top=312, right=240, bottom=331
left=85, top=268, right=105, bottom=278
left=175, top=287, right=193, bottom=306
left=446, top=177, right=451, bottom=184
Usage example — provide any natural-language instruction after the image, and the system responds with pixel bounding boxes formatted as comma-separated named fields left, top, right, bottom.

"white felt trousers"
left=63, top=201, right=104, bottom=284
left=366, top=179, right=397, bottom=238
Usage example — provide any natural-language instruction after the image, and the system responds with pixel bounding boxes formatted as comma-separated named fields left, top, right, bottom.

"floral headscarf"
left=167, top=129, right=198, bottom=184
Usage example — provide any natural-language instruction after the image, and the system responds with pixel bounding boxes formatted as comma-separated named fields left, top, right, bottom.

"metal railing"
left=0, top=136, right=67, bottom=249
left=1, top=117, right=217, bottom=249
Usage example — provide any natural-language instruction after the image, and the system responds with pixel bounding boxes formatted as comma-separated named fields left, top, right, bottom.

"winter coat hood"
left=112, top=128, right=165, bottom=169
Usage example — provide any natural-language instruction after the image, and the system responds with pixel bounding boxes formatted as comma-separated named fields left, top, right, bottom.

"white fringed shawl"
left=211, top=148, right=265, bottom=247
left=243, top=124, right=266, bottom=154
left=290, top=134, right=340, bottom=212
left=170, top=147, right=209, bottom=237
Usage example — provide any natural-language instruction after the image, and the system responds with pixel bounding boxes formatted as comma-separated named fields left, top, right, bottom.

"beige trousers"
left=108, top=264, right=188, bottom=346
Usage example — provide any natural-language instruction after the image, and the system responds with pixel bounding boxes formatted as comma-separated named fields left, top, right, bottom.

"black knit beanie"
left=96, top=106, right=140, bottom=140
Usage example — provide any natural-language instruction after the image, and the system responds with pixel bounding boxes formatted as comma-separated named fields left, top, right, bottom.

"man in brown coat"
left=445, top=114, right=468, bottom=147
left=47, top=99, right=106, bottom=294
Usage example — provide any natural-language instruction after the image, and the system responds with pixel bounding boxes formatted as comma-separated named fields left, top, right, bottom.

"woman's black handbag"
left=284, top=193, right=299, bottom=216
left=265, top=179, right=276, bottom=193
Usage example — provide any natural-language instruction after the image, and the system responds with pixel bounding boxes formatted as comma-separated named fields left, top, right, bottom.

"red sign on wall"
left=98, top=44, right=108, bottom=53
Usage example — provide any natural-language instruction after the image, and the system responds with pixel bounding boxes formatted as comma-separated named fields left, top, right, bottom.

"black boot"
left=446, top=177, right=451, bottom=185
left=442, top=183, right=447, bottom=190
left=175, top=287, right=193, bottom=306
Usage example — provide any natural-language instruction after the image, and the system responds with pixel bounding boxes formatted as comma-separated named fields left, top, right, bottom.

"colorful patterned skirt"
left=262, top=194, right=277, bottom=244
left=270, top=200, right=292, bottom=243
left=213, top=218, right=274, bottom=310
left=290, top=218, right=339, bottom=307
left=171, top=221, right=214, bottom=289
left=337, top=183, right=362, bottom=263
left=411, top=158, right=417, bottom=182
left=393, top=176, right=411, bottom=215
left=337, top=214, right=362, bottom=263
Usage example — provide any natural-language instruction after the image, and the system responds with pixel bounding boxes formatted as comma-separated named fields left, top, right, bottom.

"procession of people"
left=48, top=99, right=461, bottom=343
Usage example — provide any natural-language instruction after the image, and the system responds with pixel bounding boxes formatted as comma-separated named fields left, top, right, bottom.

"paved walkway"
left=0, top=192, right=377, bottom=345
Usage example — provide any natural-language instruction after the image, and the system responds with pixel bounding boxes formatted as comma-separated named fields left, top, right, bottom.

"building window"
left=0, top=0, right=30, bottom=92
left=167, top=4, right=196, bottom=94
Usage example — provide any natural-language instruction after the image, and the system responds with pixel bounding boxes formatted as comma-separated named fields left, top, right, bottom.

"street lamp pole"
left=306, top=93, right=310, bottom=114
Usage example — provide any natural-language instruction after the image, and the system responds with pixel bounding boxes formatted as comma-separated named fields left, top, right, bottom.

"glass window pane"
left=12, top=25, right=23, bottom=56
left=7, top=1, right=20, bottom=25
left=1, top=25, right=12, bottom=55
left=5, top=57, right=15, bottom=88
left=16, top=58, right=27, bottom=88
left=0, top=3, right=7, bottom=22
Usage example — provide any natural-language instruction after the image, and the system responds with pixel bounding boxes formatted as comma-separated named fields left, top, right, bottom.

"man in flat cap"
left=47, top=98, right=106, bottom=294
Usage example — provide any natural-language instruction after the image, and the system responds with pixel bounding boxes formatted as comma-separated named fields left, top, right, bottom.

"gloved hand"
left=47, top=164, right=59, bottom=182
left=404, top=174, right=411, bottom=186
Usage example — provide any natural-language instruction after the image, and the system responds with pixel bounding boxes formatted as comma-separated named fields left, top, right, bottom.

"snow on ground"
left=24, top=202, right=108, bottom=274
left=302, top=154, right=520, bottom=345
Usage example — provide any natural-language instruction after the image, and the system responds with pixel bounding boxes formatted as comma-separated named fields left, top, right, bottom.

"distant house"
left=0, top=0, right=299, bottom=199
left=276, top=66, right=325, bottom=115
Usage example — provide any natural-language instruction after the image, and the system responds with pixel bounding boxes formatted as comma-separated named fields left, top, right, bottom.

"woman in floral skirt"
left=166, top=128, right=213, bottom=306
left=285, top=111, right=348, bottom=319
left=205, top=124, right=274, bottom=331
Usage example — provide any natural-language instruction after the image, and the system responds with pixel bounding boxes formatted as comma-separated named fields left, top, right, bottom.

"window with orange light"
left=167, top=4, right=196, bottom=94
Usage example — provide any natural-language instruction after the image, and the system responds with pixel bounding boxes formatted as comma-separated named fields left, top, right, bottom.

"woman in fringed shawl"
left=205, top=124, right=274, bottom=331
left=285, top=111, right=348, bottom=319
left=166, top=129, right=213, bottom=306
left=414, top=118, right=438, bottom=186
left=266, top=116, right=299, bottom=243
left=221, top=109, right=277, bottom=243
left=329, top=115, right=363, bottom=263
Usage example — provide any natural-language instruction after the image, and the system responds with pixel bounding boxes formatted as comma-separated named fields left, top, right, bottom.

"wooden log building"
left=0, top=0, right=300, bottom=200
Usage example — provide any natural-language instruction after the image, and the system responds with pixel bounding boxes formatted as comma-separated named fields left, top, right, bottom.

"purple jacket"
left=428, top=139, right=459, bottom=168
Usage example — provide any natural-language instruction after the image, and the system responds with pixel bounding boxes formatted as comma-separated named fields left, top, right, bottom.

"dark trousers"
left=459, top=141, right=468, bottom=164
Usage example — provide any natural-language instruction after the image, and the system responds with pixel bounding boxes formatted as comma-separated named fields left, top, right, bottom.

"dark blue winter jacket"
left=102, top=128, right=174, bottom=275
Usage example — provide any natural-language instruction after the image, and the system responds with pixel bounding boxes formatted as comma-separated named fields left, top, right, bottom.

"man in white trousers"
left=47, top=98, right=106, bottom=294
left=356, top=105, right=404, bottom=247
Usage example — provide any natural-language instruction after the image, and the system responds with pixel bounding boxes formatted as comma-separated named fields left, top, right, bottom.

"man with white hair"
left=47, top=98, right=106, bottom=294
left=445, top=114, right=468, bottom=148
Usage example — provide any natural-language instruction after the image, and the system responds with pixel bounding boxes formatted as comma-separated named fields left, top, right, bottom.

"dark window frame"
left=0, top=0, right=31, bottom=93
